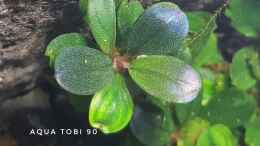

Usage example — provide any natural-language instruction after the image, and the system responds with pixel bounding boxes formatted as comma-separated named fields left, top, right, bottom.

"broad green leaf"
left=55, top=47, right=114, bottom=95
left=45, top=33, right=87, bottom=67
left=230, top=48, right=257, bottom=90
left=130, top=105, right=175, bottom=146
left=245, top=118, right=260, bottom=146
left=185, top=11, right=217, bottom=59
left=193, top=34, right=223, bottom=67
left=196, top=124, right=236, bottom=146
left=124, top=2, right=189, bottom=55
left=178, top=118, right=210, bottom=146
left=201, top=88, right=256, bottom=127
left=89, top=73, right=133, bottom=134
left=88, top=0, right=116, bottom=54
left=129, top=55, right=201, bottom=103
left=117, top=0, right=144, bottom=32
left=225, top=0, right=260, bottom=37
left=117, top=0, right=144, bottom=46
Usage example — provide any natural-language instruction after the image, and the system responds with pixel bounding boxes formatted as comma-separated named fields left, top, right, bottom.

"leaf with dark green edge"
left=200, top=88, right=256, bottom=128
left=185, top=11, right=217, bottom=59
left=230, top=48, right=257, bottom=91
left=124, top=2, right=189, bottom=56
left=245, top=117, right=260, bottom=146
left=225, top=0, right=260, bottom=37
left=45, top=33, right=87, bottom=67
left=88, top=0, right=116, bottom=54
left=196, top=124, right=237, bottom=146
left=89, top=73, right=134, bottom=134
left=130, top=105, right=175, bottom=146
left=129, top=55, right=201, bottom=103
left=192, top=33, right=223, bottom=67
left=55, top=47, right=114, bottom=95
left=117, top=0, right=144, bottom=47
left=178, top=118, right=210, bottom=146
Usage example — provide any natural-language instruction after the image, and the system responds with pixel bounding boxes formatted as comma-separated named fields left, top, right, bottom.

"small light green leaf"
left=201, top=88, right=256, bottom=128
left=124, top=2, right=189, bottom=55
left=130, top=106, right=175, bottom=146
left=129, top=55, right=201, bottom=103
left=196, top=124, right=236, bottom=146
left=230, top=48, right=257, bottom=90
left=245, top=118, right=260, bottom=146
left=89, top=73, right=133, bottom=134
left=88, top=0, right=116, bottom=54
left=178, top=118, right=210, bottom=146
left=45, top=33, right=87, bottom=67
left=193, top=33, right=223, bottom=67
left=54, top=47, right=114, bottom=95
left=185, top=11, right=217, bottom=59
left=225, top=0, right=260, bottom=37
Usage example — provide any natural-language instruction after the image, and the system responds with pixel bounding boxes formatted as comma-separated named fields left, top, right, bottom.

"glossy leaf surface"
left=45, top=33, right=87, bottom=67
left=88, top=0, right=116, bottom=54
left=55, top=47, right=114, bottom=95
left=129, top=55, right=201, bottom=103
left=125, top=2, right=189, bottom=55
left=89, top=74, right=133, bottom=134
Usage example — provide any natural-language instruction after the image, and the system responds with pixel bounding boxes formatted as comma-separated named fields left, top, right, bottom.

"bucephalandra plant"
left=44, top=0, right=260, bottom=145
left=46, top=0, right=202, bottom=134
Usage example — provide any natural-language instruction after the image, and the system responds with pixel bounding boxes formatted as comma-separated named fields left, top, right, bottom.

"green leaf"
left=89, top=73, right=133, bottom=134
left=225, top=0, right=260, bottom=37
left=193, top=33, right=223, bottom=67
left=230, top=48, right=257, bottom=90
left=178, top=118, right=210, bottom=146
left=201, top=88, right=256, bottom=128
left=117, top=0, right=144, bottom=46
left=88, top=0, right=116, bottom=54
left=196, top=124, right=236, bottom=146
left=245, top=118, right=260, bottom=146
left=45, top=33, right=87, bottom=67
left=185, top=11, right=217, bottom=59
left=129, top=55, right=201, bottom=103
left=54, top=47, right=114, bottom=95
left=124, top=2, right=189, bottom=55
left=130, top=105, right=175, bottom=146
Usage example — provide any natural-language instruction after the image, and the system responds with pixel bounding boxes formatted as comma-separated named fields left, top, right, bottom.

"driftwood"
left=0, top=0, right=80, bottom=100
